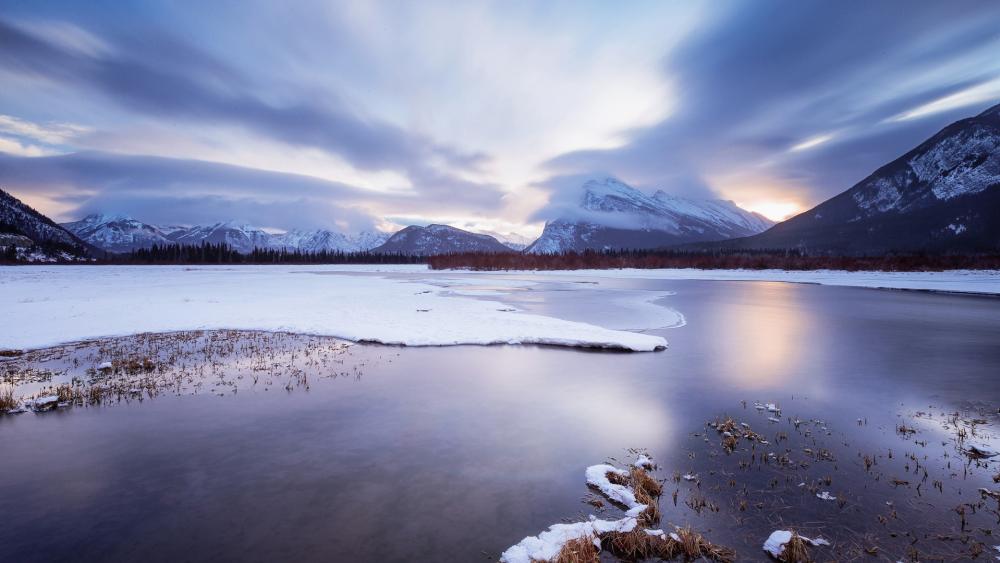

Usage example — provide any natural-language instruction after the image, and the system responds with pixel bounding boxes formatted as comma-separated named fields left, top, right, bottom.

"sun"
left=738, top=200, right=803, bottom=222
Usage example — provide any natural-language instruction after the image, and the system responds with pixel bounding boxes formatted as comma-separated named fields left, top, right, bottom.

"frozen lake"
left=1, top=268, right=999, bottom=561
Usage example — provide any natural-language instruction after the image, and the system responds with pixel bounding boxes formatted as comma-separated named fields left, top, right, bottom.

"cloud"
left=543, top=0, right=1000, bottom=207
left=0, top=149, right=507, bottom=229
left=0, top=17, right=489, bottom=183
left=0, top=114, right=89, bottom=145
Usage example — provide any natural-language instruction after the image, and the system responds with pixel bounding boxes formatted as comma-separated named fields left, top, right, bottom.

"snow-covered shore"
left=0, top=266, right=668, bottom=352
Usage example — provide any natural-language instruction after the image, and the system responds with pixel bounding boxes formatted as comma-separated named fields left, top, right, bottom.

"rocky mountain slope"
left=719, top=102, right=1000, bottom=254
left=62, top=214, right=172, bottom=253
left=1, top=188, right=94, bottom=260
left=526, top=178, right=773, bottom=253
left=373, top=224, right=513, bottom=255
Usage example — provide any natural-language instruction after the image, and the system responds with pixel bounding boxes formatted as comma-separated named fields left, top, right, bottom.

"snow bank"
left=0, top=266, right=667, bottom=352
left=499, top=515, right=636, bottom=563
left=502, top=456, right=652, bottom=563
left=584, top=464, right=647, bottom=517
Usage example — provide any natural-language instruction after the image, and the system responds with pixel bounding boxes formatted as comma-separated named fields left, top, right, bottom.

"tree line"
left=427, top=248, right=1000, bottom=272
left=106, top=242, right=425, bottom=264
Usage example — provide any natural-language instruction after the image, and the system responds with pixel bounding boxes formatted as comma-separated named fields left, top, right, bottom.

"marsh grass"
left=778, top=531, right=814, bottom=563
left=598, top=527, right=734, bottom=563
left=3, top=331, right=358, bottom=411
left=0, top=384, right=17, bottom=412
left=551, top=536, right=599, bottom=563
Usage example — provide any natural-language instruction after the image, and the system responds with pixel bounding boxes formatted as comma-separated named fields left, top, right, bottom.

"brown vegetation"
left=551, top=536, right=599, bottom=563
left=0, top=385, right=17, bottom=412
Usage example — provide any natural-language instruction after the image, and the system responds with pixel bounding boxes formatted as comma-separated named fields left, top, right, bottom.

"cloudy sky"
left=1, top=0, right=999, bottom=236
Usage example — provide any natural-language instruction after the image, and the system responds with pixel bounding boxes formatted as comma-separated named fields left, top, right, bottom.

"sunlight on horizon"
left=737, top=200, right=804, bottom=222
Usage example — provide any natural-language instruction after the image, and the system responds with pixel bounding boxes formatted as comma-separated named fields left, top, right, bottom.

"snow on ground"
left=0, top=266, right=667, bottom=352
left=499, top=516, right=636, bottom=563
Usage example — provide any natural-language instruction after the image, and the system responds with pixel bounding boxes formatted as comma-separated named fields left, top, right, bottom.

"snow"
left=816, top=491, right=836, bottom=501
left=584, top=464, right=647, bottom=517
left=502, top=457, right=652, bottom=563
left=633, top=454, right=653, bottom=469
left=527, top=177, right=772, bottom=253
left=500, top=516, right=636, bottom=563
left=763, top=530, right=830, bottom=560
left=0, top=265, right=667, bottom=352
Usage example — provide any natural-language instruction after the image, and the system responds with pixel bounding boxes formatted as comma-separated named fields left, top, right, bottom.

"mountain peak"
left=374, top=224, right=510, bottom=255
left=527, top=178, right=773, bottom=253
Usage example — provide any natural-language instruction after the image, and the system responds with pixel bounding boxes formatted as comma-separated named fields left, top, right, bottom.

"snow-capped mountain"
left=1, top=188, right=94, bottom=260
left=164, top=222, right=274, bottom=254
left=63, top=214, right=171, bottom=253
left=722, top=102, right=1000, bottom=253
left=478, top=230, right=534, bottom=251
left=269, top=229, right=392, bottom=253
left=61, top=213, right=393, bottom=254
left=373, top=224, right=513, bottom=255
left=526, top=178, right=773, bottom=253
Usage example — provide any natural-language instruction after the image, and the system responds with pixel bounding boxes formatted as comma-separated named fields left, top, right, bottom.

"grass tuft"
left=0, top=384, right=18, bottom=412
left=779, top=531, right=813, bottom=563
left=551, top=535, right=599, bottom=563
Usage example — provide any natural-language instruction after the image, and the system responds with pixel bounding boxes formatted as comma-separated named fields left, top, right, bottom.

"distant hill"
left=62, top=214, right=392, bottom=254
left=63, top=214, right=172, bottom=253
left=373, top=224, right=513, bottom=255
left=526, top=178, right=773, bottom=253
left=715, top=102, right=1000, bottom=254
left=0, top=188, right=95, bottom=260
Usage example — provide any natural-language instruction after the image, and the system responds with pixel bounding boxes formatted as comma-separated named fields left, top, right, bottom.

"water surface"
left=2, top=278, right=999, bottom=561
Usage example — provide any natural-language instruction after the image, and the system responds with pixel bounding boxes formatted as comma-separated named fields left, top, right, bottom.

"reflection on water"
left=703, top=282, right=814, bottom=389
left=1, top=279, right=999, bottom=561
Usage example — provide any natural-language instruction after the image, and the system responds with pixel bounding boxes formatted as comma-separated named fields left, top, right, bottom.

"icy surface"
left=0, top=266, right=668, bottom=352
left=441, top=267, right=1000, bottom=295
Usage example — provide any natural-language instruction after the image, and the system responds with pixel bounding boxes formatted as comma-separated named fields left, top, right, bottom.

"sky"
left=1, top=0, right=999, bottom=237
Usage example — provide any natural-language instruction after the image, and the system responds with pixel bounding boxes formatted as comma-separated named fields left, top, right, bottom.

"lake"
left=2, top=274, right=999, bottom=561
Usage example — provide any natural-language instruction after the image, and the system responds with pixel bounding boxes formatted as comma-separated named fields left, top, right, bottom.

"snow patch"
left=763, top=530, right=830, bottom=560
left=0, top=266, right=667, bottom=352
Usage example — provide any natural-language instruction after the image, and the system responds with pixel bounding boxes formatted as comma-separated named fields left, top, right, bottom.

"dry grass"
left=779, top=532, right=813, bottom=563
left=550, top=536, right=599, bottom=563
left=673, top=526, right=736, bottom=562
left=601, top=528, right=652, bottom=560
left=631, top=466, right=663, bottom=497
left=0, top=384, right=17, bottom=412
left=598, top=526, right=734, bottom=562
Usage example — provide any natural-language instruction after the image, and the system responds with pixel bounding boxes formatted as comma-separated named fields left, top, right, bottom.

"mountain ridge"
left=526, top=178, right=773, bottom=253
left=709, top=101, right=1000, bottom=254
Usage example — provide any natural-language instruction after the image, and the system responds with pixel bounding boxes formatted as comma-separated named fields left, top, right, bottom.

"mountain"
left=164, top=222, right=273, bottom=254
left=478, top=230, right=534, bottom=251
left=63, top=213, right=394, bottom=254
left=373, top=224, right=513, bottom=255
left=526, top=178, right=773, bottom=253
left=63, top=214, right=171, bottom=253
left=269, top=229, right=392, bottom=253
left=1, top=188, right=94, bottom=260
left=718, top=102, right=1000, bottom=254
